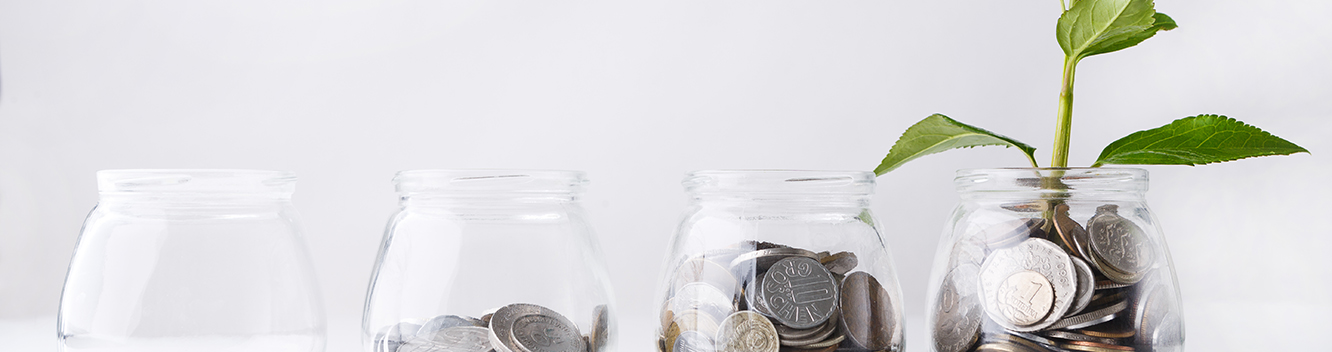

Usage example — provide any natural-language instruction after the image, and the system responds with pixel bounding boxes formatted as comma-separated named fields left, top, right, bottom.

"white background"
left=1, top=0, right=1329, bottom=351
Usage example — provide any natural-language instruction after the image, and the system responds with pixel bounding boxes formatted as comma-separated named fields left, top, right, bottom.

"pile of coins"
left=934, top=203, right=1183, bottom=352
left=659, top=241, right=901, bottom=352
left=374, top=303, right=609, bottom=352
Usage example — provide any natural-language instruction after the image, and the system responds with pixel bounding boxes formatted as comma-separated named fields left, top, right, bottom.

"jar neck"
left=394, top=169, right=586, bottom=207
left=954, top=168, right=1148, bottom=201
left=684, top=170, right=876, bottom=207
left=96, top=169, right=295, bottom=207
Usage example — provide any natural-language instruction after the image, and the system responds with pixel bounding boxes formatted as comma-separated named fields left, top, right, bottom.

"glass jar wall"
left=58, top=170, right=326, bottom=352
left=927, top=168, right=1184, bottom=352
left=362, top=170, right=616, bottom=352
left=653, top=170, right=905, bottom=352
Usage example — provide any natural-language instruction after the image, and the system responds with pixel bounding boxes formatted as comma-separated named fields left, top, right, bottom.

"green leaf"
left=1057, top=0, right=1174, bottom=61
left=1093, top=115, right=1309, bottom=167
left=874, top=114, right=1038, bottom=175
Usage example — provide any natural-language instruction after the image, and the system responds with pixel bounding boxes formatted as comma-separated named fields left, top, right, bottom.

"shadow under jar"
left=927, top=168, right=1184, bottom=352
left=58, top=170, right=326, bottom=352
left=653, top=170, right=905, bottom=352
left=362, top=170, right=616, bottom=352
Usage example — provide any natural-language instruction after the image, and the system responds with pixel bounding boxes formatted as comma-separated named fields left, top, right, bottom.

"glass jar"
left=652, top=170, right=905, bottom=352
left=58, top=170, right=326, bottom=352
left=927, top=168, right=1184, bottom=352
left=362, top=170, right=617, bottom=352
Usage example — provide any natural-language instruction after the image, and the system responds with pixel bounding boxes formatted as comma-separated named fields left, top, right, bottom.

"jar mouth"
left=393, top=169, right=587, bottom=195
left=684, top=170, right=875, bottom=195
left=954, top=167, right=1148, bottom=194
left=97, top=169, right=296, bottom=196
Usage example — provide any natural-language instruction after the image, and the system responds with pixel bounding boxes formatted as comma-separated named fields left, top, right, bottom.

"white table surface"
left=4, top=301, right=1329, bottom=351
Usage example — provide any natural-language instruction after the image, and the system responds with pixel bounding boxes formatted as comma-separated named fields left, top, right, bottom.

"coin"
left=418, top=315, right=484, bottom=338
left=731, top=248, right=819, bottom=273
left=1052, top=204, right=1092, bottom=260
left=1067, top=256, right=1095, bottom=316
left=672, top=330, right=716, bottom=352
left=933, top=264, right=982, bottom=352
left=978, top=218, right=1045, bottom=251
left=671, top=282, right=737, bottom=322
left=794, top=333, right=843, bottom=349
left=818, top=251, right=858, bottom=276
left=979, top=238, right=1076, bottom=332
left=489, top=303, right=585, bottom=352
left=1094, top=280, right=1132, bottom=290
left=973, top=342, right=1033, bottom=352
left=666, top=309, right=722, bottom=349
left=418, top=326, right=493, bottom=352
left=714, top=311, right=780, bottom=352
left=774, top=312, right=833, bottom=340
left=1041, top=330, right=1123, bottom=346
left=949, top=236, right=988, bottom=268
left=512, top=314, right=586, bottom=352
left=995, top=270, right=1056, bottom=327
left=375, top=322, right=422, bottom=352
left=1061, top=340, right=1135, bottom=352
left=589, top=305, right=609, bottom=352
left=1086, top=205, right=1154, bottom=284
left=1133, top=284, right=1180, bottom=347
left=761, top=257, right=839, bottom=329
left=839, top=271, right=898, bottom=350
left=1047, top=299, right=1128, bottom=330
left=777, top=314, right=837, bottom=347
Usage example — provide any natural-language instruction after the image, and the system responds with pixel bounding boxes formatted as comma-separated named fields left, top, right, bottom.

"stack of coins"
left=374, top=303, right=609, bottom=352
left=934, top=203, right=1183, bottom=352
left=659, top=241, right=901, bottom=352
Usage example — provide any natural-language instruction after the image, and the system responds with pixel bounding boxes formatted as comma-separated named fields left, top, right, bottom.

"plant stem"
left=1060, top=0, right=1068, bottom=11
left=1051, top=56, right=1078, bottom=167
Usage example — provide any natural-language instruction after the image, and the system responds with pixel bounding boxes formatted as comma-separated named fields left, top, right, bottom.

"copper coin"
left=838, top=271, right=897, bottom=351
left=1052, top=204, right=1092, bottom=260
left=1062, top=340, right=1135, bottom=352
left=818, top=251, right=858, bottom=276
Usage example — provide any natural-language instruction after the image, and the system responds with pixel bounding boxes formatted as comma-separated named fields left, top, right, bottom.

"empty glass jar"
left=58, top=170, right=326, bottom=352
left=927, top=168, right=1184, bottom=352
left=362, top=170, right=616, bottom=352
left=653, top=170, right=905, bottom=352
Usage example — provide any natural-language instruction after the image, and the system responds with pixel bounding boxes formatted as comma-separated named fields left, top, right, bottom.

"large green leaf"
left=874, top=114, right=1037, bottom=175
left=1093, top=115, right=1309, bottom=167
left=1057, top=0, right=1174, bottom=61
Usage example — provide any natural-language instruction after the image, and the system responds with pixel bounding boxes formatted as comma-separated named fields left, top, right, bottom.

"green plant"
left=873, top=0, right=1307, bottom=175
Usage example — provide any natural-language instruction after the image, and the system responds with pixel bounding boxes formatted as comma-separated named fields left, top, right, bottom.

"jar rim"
left=954, top=167, right=1148, bottom=194
left=97, top=169, right=296, bottom=196
left=684, top=169, right=875, bottom=195
left=393, top=169, right=587, bottom=195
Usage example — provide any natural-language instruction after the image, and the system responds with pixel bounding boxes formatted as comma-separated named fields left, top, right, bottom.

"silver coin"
left=949, top=236, right=988, bottom=268
left=489, top=303, right=585, bottom=352
left=1087, top=205, right=1154, bottom=284
left=978, top=218, right=1045, bottom=252
left=760, top=257, right=839, bottom=329
left=713, top=311, right=780, bottom=352
left=995, top=271, right=1055, bottom=327
left=511, top=314, right=585, bottom=352
left=670, top=282, right=736, bottom=322
left=377, top=322, right=423, bottom=352
left=933, top=264, right=982, bottom=352
left=419, top=326, right=493, bottom=352
left=589, top=305, right=609, bottom=352
left=1040, top=330, right=1122, bottom=346
left=672, top=330, right=716, bottom=352
left=979, top=238, right=1076, bottom=332
left=1134, top=284, right=1181, bottom=347
left=1066, top=256, right=1095, bottom=317
left=418, top=315, right=484, bottom=339
left=1046, top=299, right=1128, bottom=330
left=778, top=316, right=837, bottom=347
